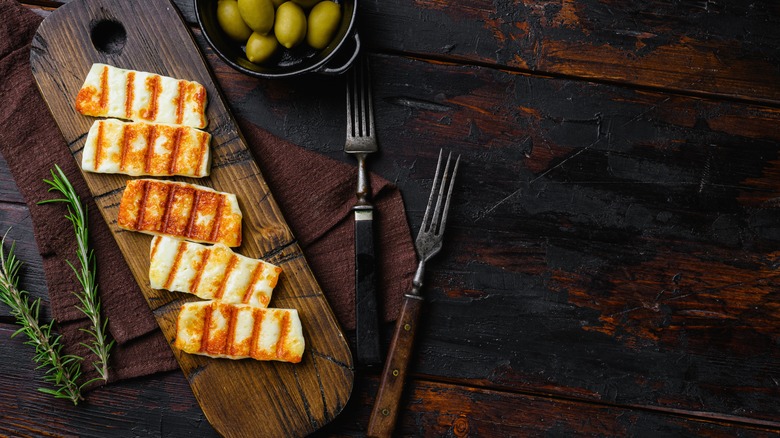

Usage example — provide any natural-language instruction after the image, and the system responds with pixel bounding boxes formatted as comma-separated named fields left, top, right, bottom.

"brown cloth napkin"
left=0, top=0, right=415, bottom=384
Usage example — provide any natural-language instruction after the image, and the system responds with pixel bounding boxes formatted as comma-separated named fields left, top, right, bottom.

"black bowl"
left=195, top=0, right=359, bottom=78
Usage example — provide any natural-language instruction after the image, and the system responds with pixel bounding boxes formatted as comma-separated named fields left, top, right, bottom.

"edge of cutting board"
left=29, top=0, right=354, bottom=436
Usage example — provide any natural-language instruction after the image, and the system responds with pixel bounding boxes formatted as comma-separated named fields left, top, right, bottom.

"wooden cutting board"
left=29, top=0, right=353, bottom=436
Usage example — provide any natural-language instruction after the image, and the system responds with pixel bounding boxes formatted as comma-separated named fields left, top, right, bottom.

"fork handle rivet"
left=382, top=408, right=390, bottom=416
left=404, top=323, right=411, bottom=331
left=392, top=369, right=399, bottom=377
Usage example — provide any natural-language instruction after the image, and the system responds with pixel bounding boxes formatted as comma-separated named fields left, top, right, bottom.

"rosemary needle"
left=40, top=165, right=114, bottom=384
left=0, top=231, right=84, bottom=405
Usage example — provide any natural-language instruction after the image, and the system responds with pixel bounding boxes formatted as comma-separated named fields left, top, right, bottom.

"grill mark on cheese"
left=99, top=65, right=109, bottom=111
left=119, top=123, right=130, bottom=171
left=168, top=127, right=184, bottom=175
left=225, top=305, right=238, bottom=356
left=133, top=180, right=150, bottom=231
left=199, top=303, right=213, bottom=354
left=176, top=81, right=186, bottom=125
left=194, top=85, right=207, bottom=128
left=160, top=183, right=177, bottom=234
left=214, top=254, right=238, bottom=300
left=157, top=184, right=174, bottom=233
left=188, top=247, right=211, bottom=295
left=195, top=129, right=209, bottom=175
left=94, top=121, right=105, bottom=170
left=124, top=71, right=135, bottom=119
left=249, top=308, right=264, bottom=358
left=208, top=195, right=225, bottom=243
left=150, top=235, right=162, bottom=261
left=276, top=312, right=291, bottom=360
left=242, top=264, right=264, bottom=305
left=142, top=75, right=161, bottom=121
left=143, top=124, right=157, bottom=174
left=163, top=239, right=187, bottom=290
left=184, top=190, right=202, bottom=239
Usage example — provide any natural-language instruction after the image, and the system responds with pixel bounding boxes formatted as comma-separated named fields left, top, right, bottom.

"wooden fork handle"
left=367, top=292, right=424, bottom=438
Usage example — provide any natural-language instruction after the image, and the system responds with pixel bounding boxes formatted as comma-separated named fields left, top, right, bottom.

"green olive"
left=274, top=2, right=307, bottom=49
left=306, top=1, right=341, bottom=49
left=237, top=0, right=275, bottom=34
left=217, top=0, right=252, bottom=42
left=245, top=32, right=279, bottom=63
left=291, top=0, right=320, bottom=9
left=271, top=0, right=285, bottom=8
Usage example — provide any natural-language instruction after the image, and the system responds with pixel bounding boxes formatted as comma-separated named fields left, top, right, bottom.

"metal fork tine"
left=346, top=69, right=354, bottom=137
left=437, top=154, right=460, bottom=236
left=346, top=63, right=363, bottom=138
left=430, top=151, right=452, bottom=234
left=365, top=60, right=374, bottom=138
left=420, top=150, right=444, bottom=233
left=358, top=58, right=372, bottom=138
left=357, top=62, right=366, bottom=138
left=344, top=57, right=379, bottom=154
left=348, top=59, right=360, bottom=138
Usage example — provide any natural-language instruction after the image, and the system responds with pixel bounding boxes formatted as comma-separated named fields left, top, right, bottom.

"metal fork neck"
left=409, top=260, right=425, bottom=296
left=355, top=153, right=371, bottom=206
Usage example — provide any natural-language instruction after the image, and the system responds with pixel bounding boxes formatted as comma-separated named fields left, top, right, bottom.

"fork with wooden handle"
left=367, top=150, right=461, bottom=438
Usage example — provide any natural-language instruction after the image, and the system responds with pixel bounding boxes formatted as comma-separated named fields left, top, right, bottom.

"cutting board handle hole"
left=90, top=19, right=127, bottom=55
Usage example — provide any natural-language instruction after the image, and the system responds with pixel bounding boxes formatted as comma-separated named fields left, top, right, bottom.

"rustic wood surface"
left=24, top=0, right=352, bottom=437
left=2, top=0, right=780, bottom=436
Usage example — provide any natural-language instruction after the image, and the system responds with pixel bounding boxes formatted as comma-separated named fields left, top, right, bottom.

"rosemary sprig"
left=40, top=165, right=114, bottom=384
left=0, top=231, right=84, bottom=405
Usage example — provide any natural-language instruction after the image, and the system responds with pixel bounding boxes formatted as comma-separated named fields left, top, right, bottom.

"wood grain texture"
left=27, top=0, right=352, bottom=436
left=355, top=0, right=780, bottom=105
left=362, top=53, right=780, bottom=424
left=330, top=376, right=780, bottom=437
left=200, top=46, right=780, bottom=426
left=0, top=153, right=26, bottom=204
left=3, top=322, right=778, bottom=437
left=0, top=203, right=49, bottom=321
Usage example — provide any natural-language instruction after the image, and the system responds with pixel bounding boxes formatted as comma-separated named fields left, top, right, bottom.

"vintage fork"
left=345, top=56, right=382, bottom=366
left=367, top=150, right=461, bottom=438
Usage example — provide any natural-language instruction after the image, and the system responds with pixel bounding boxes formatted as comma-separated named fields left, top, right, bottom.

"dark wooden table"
left=3, top=0, right=780, bottom=436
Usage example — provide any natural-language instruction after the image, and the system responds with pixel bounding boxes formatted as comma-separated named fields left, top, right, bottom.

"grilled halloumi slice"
left=175, top=301, right=304, bottom=363
left=75, top=63, right=208, bottom=129
left=82, top=119, right=211, bottom=177
left=118, top=179, right=242, bottom=247
left=150, top=236, right=281, bottom=308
